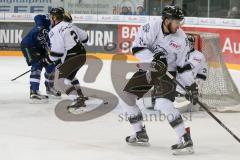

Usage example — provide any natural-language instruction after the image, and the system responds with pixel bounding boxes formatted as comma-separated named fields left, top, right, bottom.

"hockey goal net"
left=187, top=32, right=240, bottom=112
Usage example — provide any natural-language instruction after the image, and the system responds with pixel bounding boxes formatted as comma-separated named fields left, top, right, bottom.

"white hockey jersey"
left=49, top=21, right=88, bottom=63
left=187, top=50, right=207, bottom=79
left=133, top=19, right=189, bottom=71
left=176, top=49, right=208, bottom=94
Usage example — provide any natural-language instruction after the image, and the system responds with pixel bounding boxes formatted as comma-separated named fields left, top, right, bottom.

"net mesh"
left=187, top=32, right=240, bottom=111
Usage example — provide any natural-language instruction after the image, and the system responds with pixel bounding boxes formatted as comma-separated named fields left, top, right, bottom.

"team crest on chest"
left=153, top=45, right=168, bottom=55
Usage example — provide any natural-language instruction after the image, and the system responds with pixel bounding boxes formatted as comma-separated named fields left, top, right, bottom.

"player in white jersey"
left=122, top=6, right=194, bottom=154
left=176, top=34, right=208, bottom=104
left=48, top=8, right=88, bottom=111
left=53, top=7, right=88, bottom=107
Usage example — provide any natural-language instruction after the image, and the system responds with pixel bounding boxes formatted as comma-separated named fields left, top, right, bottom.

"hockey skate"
left=126, top=126, right=150, bottom=146
left=46, top=87, right=61, bottom=99
left=30, top=90, right=48, bottom=104
left=67, top=96, right=87, bottom=114
left=172, top=127, right=194, bottom=155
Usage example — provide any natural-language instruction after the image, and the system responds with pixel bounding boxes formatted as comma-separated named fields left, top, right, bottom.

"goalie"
left=175, top=34, right=208, bottom=105
left=152, top=34, right=208, bottom=107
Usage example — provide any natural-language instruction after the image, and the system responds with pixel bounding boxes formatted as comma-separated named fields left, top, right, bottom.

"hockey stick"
left=11, top=69, right=31, bottom=81
left=166, top=72, right=240, bottom=143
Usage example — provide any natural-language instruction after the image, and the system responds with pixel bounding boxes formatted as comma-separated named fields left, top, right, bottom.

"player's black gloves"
left=151, top=51, right=167, bottom=75
left=40, top=56, right=53, bottom=67
left=53, top=59, right=62, bottom=69
left=185, top=83, right=199, bottom=105
left=145, top=51, right=168, bottom=83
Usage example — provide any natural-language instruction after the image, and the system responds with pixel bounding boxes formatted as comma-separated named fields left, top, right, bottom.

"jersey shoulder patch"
left=142, top=23, right=150, bottom=33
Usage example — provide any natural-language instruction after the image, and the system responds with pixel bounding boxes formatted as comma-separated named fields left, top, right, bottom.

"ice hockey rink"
left=0, top=56, right=239, bottom=160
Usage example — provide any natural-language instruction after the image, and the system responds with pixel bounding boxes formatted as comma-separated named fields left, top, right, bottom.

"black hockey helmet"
left=55, top=7, right=72, bottom=22
left=187, top=34, right=195, bottom=51
left=162, top=5, right=184, bottom=20
left=49, top=7, right=64, bottom=19
left=57, top=7, right=64, bottom=12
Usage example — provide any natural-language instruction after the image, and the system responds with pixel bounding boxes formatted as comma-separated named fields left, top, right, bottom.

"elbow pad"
left=177, top=64, right=192, bottom=73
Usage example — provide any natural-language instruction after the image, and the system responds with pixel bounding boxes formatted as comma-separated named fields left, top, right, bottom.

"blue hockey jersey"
left=21, top=14, right=51, bottom=54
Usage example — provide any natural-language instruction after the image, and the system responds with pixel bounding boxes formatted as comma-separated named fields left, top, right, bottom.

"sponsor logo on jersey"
left=169, top=40, right=181, bottom=50
left=193, top=58, right=201, bottom=63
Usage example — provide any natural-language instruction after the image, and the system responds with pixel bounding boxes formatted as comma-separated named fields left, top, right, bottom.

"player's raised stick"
left=166, top=71, right=240, bottom=143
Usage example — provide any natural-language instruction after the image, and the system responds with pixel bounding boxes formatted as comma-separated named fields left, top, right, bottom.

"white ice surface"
left=0, top=57, right=239, bottom=160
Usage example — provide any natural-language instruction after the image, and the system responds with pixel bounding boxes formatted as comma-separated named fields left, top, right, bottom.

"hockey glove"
left=151, top=52, right=167, bottom=75
left=53, top=59, right=62, bottom=69
left=40, top=56, right=53, bottom=67
left=185, top=83, right=199, bottom=105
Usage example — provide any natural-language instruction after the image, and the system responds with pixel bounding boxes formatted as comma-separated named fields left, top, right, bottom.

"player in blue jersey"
left=21, top=14, right=61, bottom=103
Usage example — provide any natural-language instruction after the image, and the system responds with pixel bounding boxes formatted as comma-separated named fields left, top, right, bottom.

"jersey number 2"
left=70, top=30, right=79, bottom=43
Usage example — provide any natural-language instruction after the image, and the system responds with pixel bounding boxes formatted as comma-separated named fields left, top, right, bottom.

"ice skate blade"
left=29, top=99, right=48, bottom=104
left=47, top=94, right=62, bottom=99
left=172, top=146, right=194, bottom=155
left=127, top=141, right=150, bottom=147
